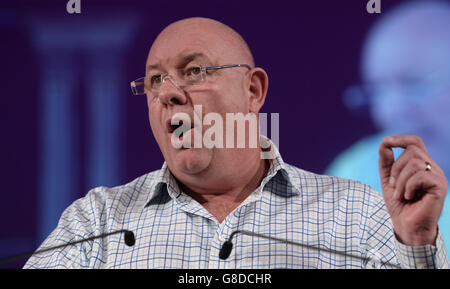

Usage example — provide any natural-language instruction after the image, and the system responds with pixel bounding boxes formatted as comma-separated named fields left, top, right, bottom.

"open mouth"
left=167, top=117, right=193, bottom=141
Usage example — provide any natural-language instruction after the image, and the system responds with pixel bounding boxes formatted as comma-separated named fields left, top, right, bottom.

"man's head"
left=145, top=17, right=268, bottom=189
left=361, top=0, right=450, bottom=142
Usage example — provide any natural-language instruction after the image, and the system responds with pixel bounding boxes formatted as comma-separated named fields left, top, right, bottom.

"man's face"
left=145, top=20, right=252, bottom=178
left=363, top=11, right=450, bottom=141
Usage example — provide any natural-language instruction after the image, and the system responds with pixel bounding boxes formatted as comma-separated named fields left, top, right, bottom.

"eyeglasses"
left=130, top=64, right=251, bottom=96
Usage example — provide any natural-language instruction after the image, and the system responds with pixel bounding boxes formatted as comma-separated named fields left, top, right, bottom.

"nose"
left=158, top=76, right=187, bottom=106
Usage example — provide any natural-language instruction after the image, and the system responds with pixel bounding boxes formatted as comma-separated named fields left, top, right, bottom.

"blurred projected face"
left=362, top=5, right=450, bottom=141
left=145, top=19, right=252, bottom=177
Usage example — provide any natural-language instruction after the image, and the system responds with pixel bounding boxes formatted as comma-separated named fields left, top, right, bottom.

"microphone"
left=219, top=230, right=400, bottom=268
left=0, top=229, right=135, bottom=265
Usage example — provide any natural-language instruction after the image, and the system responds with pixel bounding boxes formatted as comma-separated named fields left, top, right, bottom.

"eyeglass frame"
left=130, top=64, right=252, bottom=96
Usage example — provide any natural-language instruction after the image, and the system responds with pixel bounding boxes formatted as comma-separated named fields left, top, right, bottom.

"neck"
left=178, top=151, right=269, bottom=223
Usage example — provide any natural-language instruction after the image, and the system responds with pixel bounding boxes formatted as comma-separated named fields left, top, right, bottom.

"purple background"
left=0, top=0, right=402, bottom=268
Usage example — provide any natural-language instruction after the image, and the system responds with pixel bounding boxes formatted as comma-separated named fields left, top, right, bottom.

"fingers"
left=403, top=170, right=439, bottom=202
left=380, top=134, right=446, bottom=201
left=405, top=170, right=448, bottom=201
left=378, top=141, right=395, bottom=186
left=393, top=158, right=433, bottom=201
left=389, top=144, right=430, bottom=185
left=379, top=134, right=435, bottom=196
left=382, top=134, right=428, bottom=153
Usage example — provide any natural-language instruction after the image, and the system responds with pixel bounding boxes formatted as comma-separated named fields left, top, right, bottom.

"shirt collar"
left=141, top=135, right=300, bottom=210
left=141, top=161, right=179, bottom=208
left=258, top=135, right=301, bottom=198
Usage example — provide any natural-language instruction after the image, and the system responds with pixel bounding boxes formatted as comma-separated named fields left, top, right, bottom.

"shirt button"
left=218, top=235, right=226, bottom=242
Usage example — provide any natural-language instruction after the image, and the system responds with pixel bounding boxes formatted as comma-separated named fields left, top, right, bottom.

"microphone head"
left=219, top=241, right=233, bottom=260
left=124, top=230, right=135, bottom=247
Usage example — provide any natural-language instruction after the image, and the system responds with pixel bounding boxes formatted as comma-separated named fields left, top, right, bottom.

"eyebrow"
left=146, top=52, right=212, bottom=73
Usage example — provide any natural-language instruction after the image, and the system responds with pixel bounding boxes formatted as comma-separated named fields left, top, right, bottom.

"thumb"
left=378, top=138, right=395, bottom=189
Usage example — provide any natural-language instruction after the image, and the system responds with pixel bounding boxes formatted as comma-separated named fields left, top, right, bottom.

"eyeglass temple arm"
left=205, top=64, right=251, bottom=71
left=131, top=79, right=144, bottom=87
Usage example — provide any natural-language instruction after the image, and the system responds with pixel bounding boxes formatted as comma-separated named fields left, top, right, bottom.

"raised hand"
left=378, top=135, right=448, bottom=246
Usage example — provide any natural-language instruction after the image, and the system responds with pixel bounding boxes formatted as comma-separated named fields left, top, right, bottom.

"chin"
left=170, top=147, right=213, bottom=175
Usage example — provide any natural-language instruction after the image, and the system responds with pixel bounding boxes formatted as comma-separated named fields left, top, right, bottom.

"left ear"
left=247, top=67, right=269, bottom=113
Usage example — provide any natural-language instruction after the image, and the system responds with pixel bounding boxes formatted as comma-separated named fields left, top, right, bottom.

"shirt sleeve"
left=364, top=189, right=450, bottom=269
left=394, top=228, right=450, bottom=269
left=23, top=190, right=103, bottom=269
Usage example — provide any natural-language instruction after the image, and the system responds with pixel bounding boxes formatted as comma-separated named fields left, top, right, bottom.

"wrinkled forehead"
left=147, top=39, right=217, bottom=72
left=147, top=23, right=235, bottom=71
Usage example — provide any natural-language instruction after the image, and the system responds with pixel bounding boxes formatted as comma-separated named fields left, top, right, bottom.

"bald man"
left=24, top=17, right=449, bottom=269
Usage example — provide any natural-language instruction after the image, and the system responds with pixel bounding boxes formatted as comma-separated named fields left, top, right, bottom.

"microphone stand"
left=0, top=229, right=135, bottom=265
left=219, top=229, right=401, bottom=269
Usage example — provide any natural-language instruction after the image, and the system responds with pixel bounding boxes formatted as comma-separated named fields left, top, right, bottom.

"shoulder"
left=81, top=169, right=164, bottom=216
left=284, top=162, right=378, bottom=192
left=23, top=169, right=164, bottom=268
left=283, top=162, right=385, bottom=212
left=57, top=168, right=164, bottom=234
